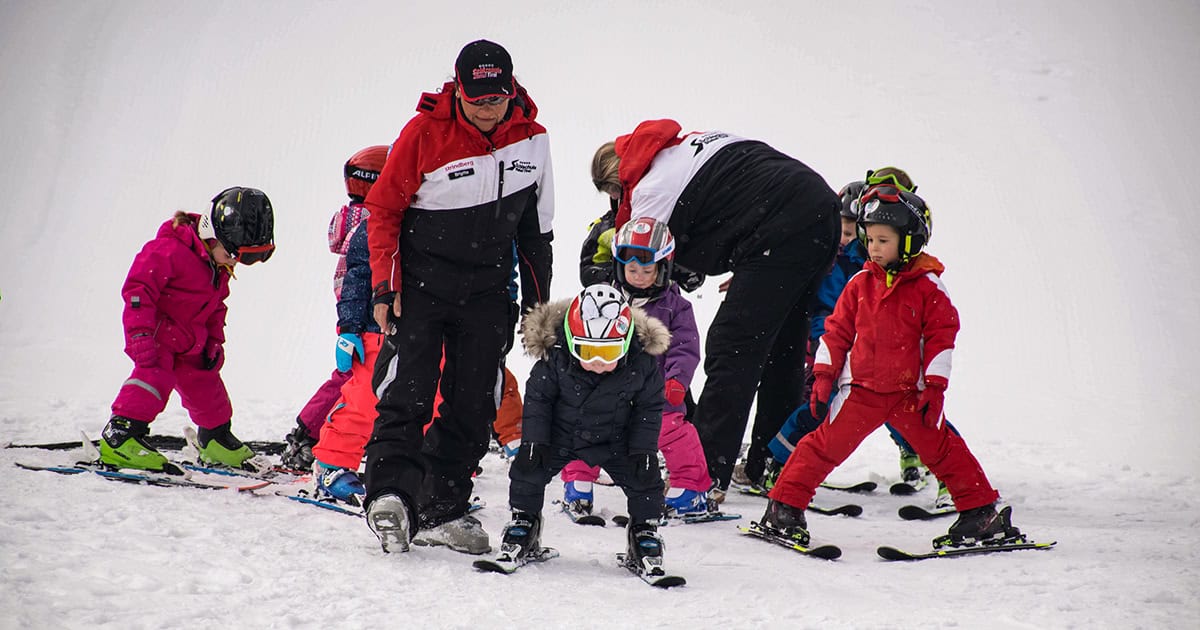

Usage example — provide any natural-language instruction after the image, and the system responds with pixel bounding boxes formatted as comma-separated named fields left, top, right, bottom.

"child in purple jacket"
left=99, top=186, right=275, bottom=473
left=561, top=217, right=710, bottom=520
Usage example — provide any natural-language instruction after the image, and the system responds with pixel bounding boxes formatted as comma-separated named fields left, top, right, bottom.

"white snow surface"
left=2, top=1, right=1198, bottom=628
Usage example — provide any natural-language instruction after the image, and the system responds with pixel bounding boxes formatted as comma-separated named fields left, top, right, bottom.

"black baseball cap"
left=454, top=39, right=514, bottom=99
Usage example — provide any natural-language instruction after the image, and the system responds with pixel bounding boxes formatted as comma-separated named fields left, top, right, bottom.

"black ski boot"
left=497, top=511, right=543, bottom=562
left=626, top=520, right=667, bottom=575
left=933, top=503, right=1023, bottom=548
left=761, top=499, right=810, bottom=545
left=280, top=419, right=316, bottom=470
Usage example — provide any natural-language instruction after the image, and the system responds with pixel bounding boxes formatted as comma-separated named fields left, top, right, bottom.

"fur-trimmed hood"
left=521, top=298, right=671, bottom=361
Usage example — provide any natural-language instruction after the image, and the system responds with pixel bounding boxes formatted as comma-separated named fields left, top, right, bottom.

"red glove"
left=918, top=380, right=947, bottom=428
left=664, top=378, right=686, bottom=407
left=126, top=332, right=158, bottom=368
left=810, top=375, right=833, bottom=421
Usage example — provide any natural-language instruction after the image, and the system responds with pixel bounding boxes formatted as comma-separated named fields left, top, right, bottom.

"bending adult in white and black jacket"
left=592, top=118, right=839, bottom=492
left=364, top=42, right=554, bottom=533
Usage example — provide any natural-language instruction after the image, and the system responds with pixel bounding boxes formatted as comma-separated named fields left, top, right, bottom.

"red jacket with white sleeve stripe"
left=813, top=253, right=958, bottom=393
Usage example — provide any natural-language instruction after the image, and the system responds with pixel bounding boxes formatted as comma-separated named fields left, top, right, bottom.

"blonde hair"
left=591, top=141, right=621, bottom=198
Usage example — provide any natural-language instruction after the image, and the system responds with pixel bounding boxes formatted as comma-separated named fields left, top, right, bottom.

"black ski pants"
left=366, top=287, right=507, bottom=528
left=508, top=446, right=665, bottom=524
left=741, top=301, right=811, bottom=482
left=694, top=213, right=839, bottom=488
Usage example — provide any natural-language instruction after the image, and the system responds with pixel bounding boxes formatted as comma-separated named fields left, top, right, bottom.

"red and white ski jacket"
left=611, top=118, right=838, bottom=275
left=365, top=81, right=554, bottom=309
left=813, top=253, right=958, bottom=393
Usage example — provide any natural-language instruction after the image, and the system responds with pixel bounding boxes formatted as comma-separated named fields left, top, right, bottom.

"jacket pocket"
left=154, top=319, right=196, bottom=355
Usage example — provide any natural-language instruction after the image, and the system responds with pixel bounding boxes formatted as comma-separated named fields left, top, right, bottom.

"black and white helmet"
left=857, top=185, right=932, bottom=263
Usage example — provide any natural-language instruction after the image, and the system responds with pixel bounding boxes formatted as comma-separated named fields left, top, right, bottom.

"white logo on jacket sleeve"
left=689, top=132, right=731, bottom=156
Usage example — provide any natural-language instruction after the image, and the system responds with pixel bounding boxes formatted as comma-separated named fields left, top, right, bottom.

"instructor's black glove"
left=513, top=442, right=544, bottom=474
left=628, top=452, right=659, bottom=486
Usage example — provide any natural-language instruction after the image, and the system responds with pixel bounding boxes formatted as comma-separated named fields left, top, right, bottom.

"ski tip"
left=876, top=545, right=914, bottom=561
left=809, top=545, right=842, bottom=560
left=897, top=505, right=956, bottom=521
left=472, top=560, right=510, bottom=574
left=651, top=575, right=687, bottom=588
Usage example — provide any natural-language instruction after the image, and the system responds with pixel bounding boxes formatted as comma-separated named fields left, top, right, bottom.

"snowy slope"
left=1, top=1, right=1198, bottom=628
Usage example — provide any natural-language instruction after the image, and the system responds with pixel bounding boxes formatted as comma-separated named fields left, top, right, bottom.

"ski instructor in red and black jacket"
left=363, top=39, right=554, bottom=553
left=591, top=119, right=839, bottom=499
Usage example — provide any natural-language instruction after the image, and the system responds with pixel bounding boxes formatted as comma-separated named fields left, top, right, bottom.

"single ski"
left=554, top=499, right=606, bottom=526
left=736, top=484, right=772, bottom=498
left=877, top=539, right=1056, bottom=561
left=612, top=513, right=741, bottom=527
left=819, top=480, right=877, bottom=494
left=286, top=494, right=364, bottom=516
left=616, top=553, right=686, bottom=588
left=275, top=488, right=483, bottom=518
left=183, top=462, right=307, bottom=484
left=734, top=486, right=859, bottom=517
left=472, top=546, right=559, bottom=574
left=181, top=427, right=276, bottom=477
left=738, top=521, right=842, bottom=560
left=671, top=510, right=741, bottom=524
left=898, top=504, right=956, bottom=520
left=807, top=503, right=863, bottom=517
left=16, top=462, right=269, bottom=492
left=890, top=478, right=929, bottom=495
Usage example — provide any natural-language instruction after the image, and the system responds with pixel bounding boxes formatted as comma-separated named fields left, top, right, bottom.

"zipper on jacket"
left=495, top=160, right=505, bottom=219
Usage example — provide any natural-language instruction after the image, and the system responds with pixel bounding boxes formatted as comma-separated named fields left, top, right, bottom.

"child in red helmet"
left=281, top=145, right=388, bottom=470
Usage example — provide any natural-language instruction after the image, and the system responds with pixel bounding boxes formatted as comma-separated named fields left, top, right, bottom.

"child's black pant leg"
left=604, top=454, right=665, bottom=523
left=507, top=446, right=571, bottom=514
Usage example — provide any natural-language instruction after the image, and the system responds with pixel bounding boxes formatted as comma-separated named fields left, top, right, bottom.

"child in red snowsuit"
left=764, top=184, right=1021, bottom=550
left=281, top=145, right=389, bottom=470
left=100, top=187, right=275, bottom=472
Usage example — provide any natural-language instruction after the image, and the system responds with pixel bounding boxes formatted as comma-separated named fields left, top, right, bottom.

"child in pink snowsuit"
left=101, top=186, right=275, bottom=472
left=561, top=217, right=711, bottom=519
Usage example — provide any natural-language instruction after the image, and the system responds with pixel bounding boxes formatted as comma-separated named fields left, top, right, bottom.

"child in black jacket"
left=493, top=285, right=672, bottom=575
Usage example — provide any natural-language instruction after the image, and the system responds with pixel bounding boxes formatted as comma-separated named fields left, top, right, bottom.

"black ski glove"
left=628, top=452, right=659, bottom=486
left=513, top=442, right=544, bottom=474
left=201, top=342, right=223, bottom=371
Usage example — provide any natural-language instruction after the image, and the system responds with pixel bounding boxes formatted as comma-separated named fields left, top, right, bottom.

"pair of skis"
left=472, top=547, right=686, bottom=588
left=13, top=434, right=377, bottom=516
left=13, top=433, right=274, bottom=492
left=742, top=478, right=956, bottom=521
left=738, top=520, right=1056, bottom=562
